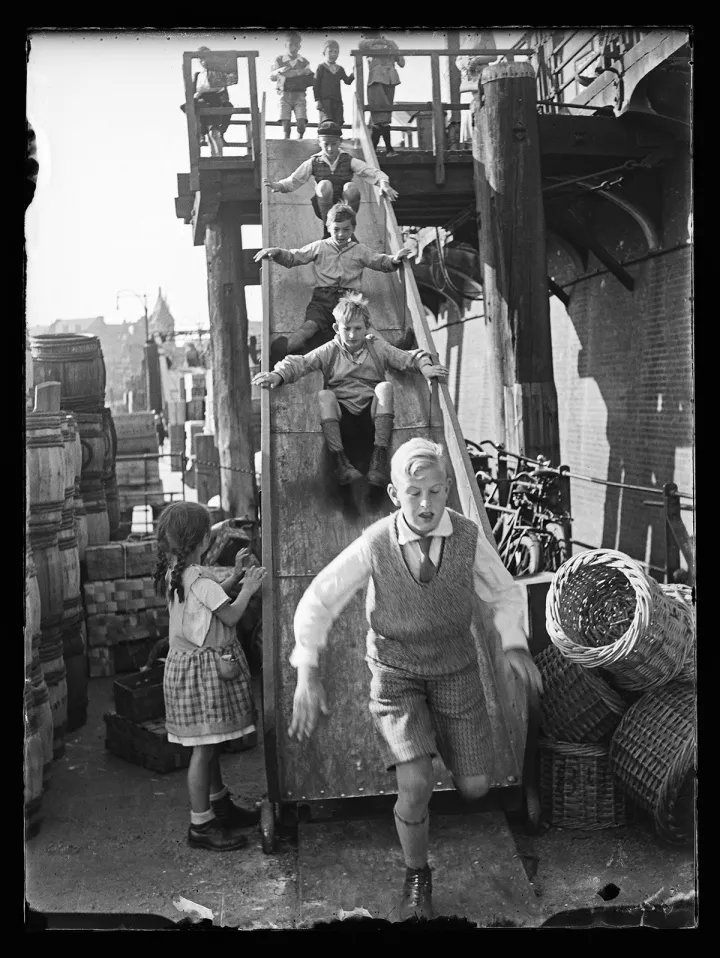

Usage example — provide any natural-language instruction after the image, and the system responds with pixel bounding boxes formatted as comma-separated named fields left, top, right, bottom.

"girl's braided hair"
left=153, top=501, right=212, bottom=604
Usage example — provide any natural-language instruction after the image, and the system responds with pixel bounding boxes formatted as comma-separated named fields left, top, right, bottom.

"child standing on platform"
left=264, top=120, right=398, bottom=237
left=252, top=292, right=447, bottom=487
left=313, top=39, right=354, bottom=127
left=253, top=203, right=413, bottom=364
left=288, top=438, right=543, bottom=919
left=270, top=31, right=314, bottom=140
left=154, top=502, right=267, bottom=852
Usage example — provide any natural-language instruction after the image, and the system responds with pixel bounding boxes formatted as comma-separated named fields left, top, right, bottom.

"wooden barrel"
left=80, top=477, right=110, bottom=546
left=60, top=415, right=78, bottom=513
left=38, top=623, right=68, bottom=758
left=104, top=473, right=120, bottom=540
left=74, top=492, right=88, bottom=560
left=25, top=552, right=42, bottom=666
left=30, top=524, right=63, bottom=628
left=76, top=412, right=107, bottom=480
left=30, top=657, right=55, bottom=782
left=62, top=606, right=88, bottom=733
left=27, top=413, right=65, bottom=530
left=31, top=334, right=106, bottom=412
left=58, top=514, right=81, bottom=611
left=24, top=679, right=44, bottom=838
left=102, top=407, right=117, bottom=480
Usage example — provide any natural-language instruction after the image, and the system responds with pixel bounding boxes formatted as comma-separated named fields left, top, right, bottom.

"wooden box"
left=83, top=576, right=165, bottom=615
left=104, top=712, right=191, bottom=774
left=85, top=539, right=159, bottom=581
left=89, top=636, right=161, bottom=677
left=86, top=608, right=169, bottom=647
left=113, top=666, right=166, bottom=723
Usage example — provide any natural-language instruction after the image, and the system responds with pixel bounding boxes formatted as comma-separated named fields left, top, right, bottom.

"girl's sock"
left=190, top=808, right=215, bottom=827
left=393, top=803, right=429, bottom=870
left=210, top=786, right=229, bottom=802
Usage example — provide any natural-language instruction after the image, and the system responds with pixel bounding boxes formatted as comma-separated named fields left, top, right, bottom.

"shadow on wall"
left=547, top=184, right=693, bottom=575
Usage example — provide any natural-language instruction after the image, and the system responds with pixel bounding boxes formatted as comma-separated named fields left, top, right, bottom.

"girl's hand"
left=505, top=648, right=544, bottom=697
left=252, top=371, right=282, bottom=389
left=254, top=248, right=280, bottom=262
left=379, top=183, right=399, bottom=202
left=392, top=247, right=413, bottom=264
left=234, top=547, right=251, bottom=573
left=288, top=672, right=329, bottom=742
left=241, top=565, right=267, bottom=595
left=422, top=363, right=449, bottom=383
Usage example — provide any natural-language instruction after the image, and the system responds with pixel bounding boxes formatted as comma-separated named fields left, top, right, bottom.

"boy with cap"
left=287, top=436, right=543, bottom=920
left=264, top=121, right=398, bottom=237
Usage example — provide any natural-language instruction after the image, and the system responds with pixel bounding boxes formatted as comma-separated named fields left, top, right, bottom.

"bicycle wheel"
left=545, top=521, right=570, bottom=570
left=507, top=531, right=542, bottom=576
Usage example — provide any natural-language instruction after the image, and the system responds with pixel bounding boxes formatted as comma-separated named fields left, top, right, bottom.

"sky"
left=26, top=28, right=523, bottom=332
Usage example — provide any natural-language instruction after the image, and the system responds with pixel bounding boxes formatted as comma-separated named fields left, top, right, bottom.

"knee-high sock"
left=394, top=803, right=429, bottom=870
left=317, top=193, right=335, bottom=225
left=373, top=413, right=394, bottom=449
left=282, top=119, right=292, bottom=138
left=371, top=125, right=382, bottom=148
left=320, top=418, right=344, bottom=454
left=381, top=125, right=393, bottom=151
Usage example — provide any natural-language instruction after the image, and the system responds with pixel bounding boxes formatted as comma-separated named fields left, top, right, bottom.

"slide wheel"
left=260, top=798, right=277, bottom=854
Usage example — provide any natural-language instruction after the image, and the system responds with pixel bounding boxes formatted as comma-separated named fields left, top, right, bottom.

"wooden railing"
left=351, top=47, right=533, bottom=186
left=512, top=30, right=648, bottom=112
left=182, top=50, right=261, bottom=190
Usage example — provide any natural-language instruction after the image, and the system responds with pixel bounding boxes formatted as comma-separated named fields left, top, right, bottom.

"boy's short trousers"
left=305, top=286, right=353, bottom=333
left=280, top=91, right=308, bottom=121
left=339, top=402, right=375, bottom=444
left=367, top=658, right=492, bottom=777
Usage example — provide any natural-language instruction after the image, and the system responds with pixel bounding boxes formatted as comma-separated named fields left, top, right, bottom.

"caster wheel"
left=260, top=798, right=277, bottom=854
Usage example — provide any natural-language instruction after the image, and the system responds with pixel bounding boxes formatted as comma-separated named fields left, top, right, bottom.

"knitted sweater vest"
left=312, top=152, right=354, bottom=201
left=363, top=508, right=479, bottom=676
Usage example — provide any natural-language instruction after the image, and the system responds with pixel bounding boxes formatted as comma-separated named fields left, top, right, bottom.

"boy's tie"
left=417, top=537, right=436, bottom=583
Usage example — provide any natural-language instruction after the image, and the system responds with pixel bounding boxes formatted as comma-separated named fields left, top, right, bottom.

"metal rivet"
left=301, top=795, right=306, bottom=800
left=507, top=775, right=517, bottom=783
left=436, top=781, right=442, bottom=786
left=379, top=790, right=384, bottom=795
left=358, top=787, right=363, bottom=792
left=319, top=790, right=324, bottom=795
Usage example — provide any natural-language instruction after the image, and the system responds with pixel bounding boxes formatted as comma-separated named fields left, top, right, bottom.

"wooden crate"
left=83, top=576, right=166, bottom=614
left=89, top=636, right=160, bottom=677
left=116, top=458, right=161, bottom=487
left=85, top=539, right=159, bottom=581
left=113, top=666, right=166, bottom=723
left=86, top=608, right=169, bottom=647
left=113, top=413, right=157, bottom=455
left=104, top=711, right=191, bottom=773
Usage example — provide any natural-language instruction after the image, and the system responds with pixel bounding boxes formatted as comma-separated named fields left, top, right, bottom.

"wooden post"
left=430, top=54, right=446, bottom=186
left=183, top=54, right=201, bottom=193
left=195, top=432, right=220, bottom=505
left=247, top=55, right=261, bottom=190
left=355, top=54, right=365, bottom=119
left=205, top=201, right=257, bottom=520
left=473, top=61, right=560, bottom=463
left=446, top=31, right=462, bottom=149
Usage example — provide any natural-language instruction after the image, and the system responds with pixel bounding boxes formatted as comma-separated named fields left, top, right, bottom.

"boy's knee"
left=342, top=183, right=361, bottom=209
left=316, top=179, right=333, bottom=199
left=318, top=389, right=340, bottom=417
left=374, top=381, right=393, bottom=404
left=396, top=758, right=435, bottom=808
left=454, top=774, right=490, bottom=802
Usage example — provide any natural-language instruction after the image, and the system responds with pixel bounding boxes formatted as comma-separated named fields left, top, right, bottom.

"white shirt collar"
left=396, top=508, right=453, bottom=545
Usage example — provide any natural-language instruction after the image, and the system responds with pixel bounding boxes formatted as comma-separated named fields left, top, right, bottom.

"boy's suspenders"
left=323, top=339, right=386, bottom=389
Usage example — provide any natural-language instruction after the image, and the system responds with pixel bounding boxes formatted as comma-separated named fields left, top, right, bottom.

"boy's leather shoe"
left=399, top=865, right=433, bottom=921
left=211, top=793, right=260, bottom=828
left=366, top=446, right=388, bottom=487
left=187, top=818, right=248, bottom=852
left=333, top=450, right=363, bottom=485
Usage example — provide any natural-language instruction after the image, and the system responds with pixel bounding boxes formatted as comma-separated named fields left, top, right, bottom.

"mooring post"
left=473, top=60, right=560, bottom=464
left=204, top=203, right=257, bottom=520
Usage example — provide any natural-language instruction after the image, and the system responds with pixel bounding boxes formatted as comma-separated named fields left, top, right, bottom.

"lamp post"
left=116, top=289, right=151, bottom=410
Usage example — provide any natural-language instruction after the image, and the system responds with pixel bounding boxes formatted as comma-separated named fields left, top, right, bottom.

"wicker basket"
left=539, top=737, right=635, bottom=830
left=546, top=549, right=694, bottom=691
left=660, top=584, right=695, bottom=685
left=535, top=643, right=628, bottom=742
left=608, top=681, right=695, bottom=845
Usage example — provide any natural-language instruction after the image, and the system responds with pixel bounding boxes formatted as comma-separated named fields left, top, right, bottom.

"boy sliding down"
left=264, top=120, right=398, bottom=238
left=288, top=437, right=544, bottom=920
left=254, top=203, right=413, bottom=365
left=252, top=293, right=448, bottom=487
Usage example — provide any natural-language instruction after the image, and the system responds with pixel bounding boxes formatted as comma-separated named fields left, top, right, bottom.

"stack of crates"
left=83, top=540, right=168, bottom=677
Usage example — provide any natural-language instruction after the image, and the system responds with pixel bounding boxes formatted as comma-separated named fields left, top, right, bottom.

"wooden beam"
left=247, top=55, right=261, bottom=191
left=560, top=210, right=636, bottom=291
left=351, top=47, right=532, bottom=57
left=191, top=191, right=204, bottom=247
left=430, top=54, right=446, bottom=186
left=538, top=113, right=675, bottom=159
left=547, top=277, right=571, bottom=307
left=183, top=56, right=201, bottom=192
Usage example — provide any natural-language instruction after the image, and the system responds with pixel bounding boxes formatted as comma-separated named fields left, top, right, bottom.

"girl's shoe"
left=188, top=818, right=248, bottom=852
left=211, top=792, right=261, bottom=828
left=398, top=865, right=433, bottom=921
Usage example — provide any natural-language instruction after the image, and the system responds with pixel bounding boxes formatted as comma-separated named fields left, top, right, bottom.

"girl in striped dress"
left=154, top=502, right=267, bottom=852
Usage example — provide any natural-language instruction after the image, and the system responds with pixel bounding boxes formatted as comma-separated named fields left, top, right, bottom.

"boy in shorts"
left=264, top=120, right=397, bottom=238
left=252, top=292, right=447, bottom=487
left=287, top=437, right=543, bottom=920
left=254, top=203, right=413, bottom=365
left=270, top=31, right=314, bottom=139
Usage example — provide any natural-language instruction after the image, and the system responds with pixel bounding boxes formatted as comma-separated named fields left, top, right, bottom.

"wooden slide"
left=259, top=97, right=533, bottom=864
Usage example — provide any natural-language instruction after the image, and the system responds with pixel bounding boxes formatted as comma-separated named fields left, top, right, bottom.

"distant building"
left=150, top=287, right=176, bottom=342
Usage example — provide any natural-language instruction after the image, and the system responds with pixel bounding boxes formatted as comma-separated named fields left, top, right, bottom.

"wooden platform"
left=298, top=811, right=540, bottom=926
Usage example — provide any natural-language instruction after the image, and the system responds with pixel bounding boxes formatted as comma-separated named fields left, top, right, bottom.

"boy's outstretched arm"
left=253, top=342, right=334, bottom=388
left=360, top=245, right=414, bottom=273
left=253, top=241, right=320, bottom=268
left=288, top=537, right=372, bottom=742
left=373, top=338, right=449, bottom=383
left=264, top=157, right=314, bottom=194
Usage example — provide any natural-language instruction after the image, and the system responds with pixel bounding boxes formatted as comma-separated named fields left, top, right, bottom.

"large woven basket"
left=546, top=549, right=694, bottom=691
left=539, top=738, right=635, bottom=830
left=608, top=681, right=695, bottom=845
left=535, top=643, right=628, bottom=742
left=660, top=584, right=696, bottom=685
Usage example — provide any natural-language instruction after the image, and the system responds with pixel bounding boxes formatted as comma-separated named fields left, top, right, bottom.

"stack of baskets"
left=537, top=549, right=695, bottom=844
left=113, top=413, right=165, bottom=534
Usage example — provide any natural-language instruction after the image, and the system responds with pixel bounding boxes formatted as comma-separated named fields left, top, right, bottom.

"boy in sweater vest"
left=252, top=293, right=447, bottom=487
left=288, top=438, right=543, bottom=921
left=264, top=120, right=398, bottom=238
left=254, top=203, right=413, bottom=365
